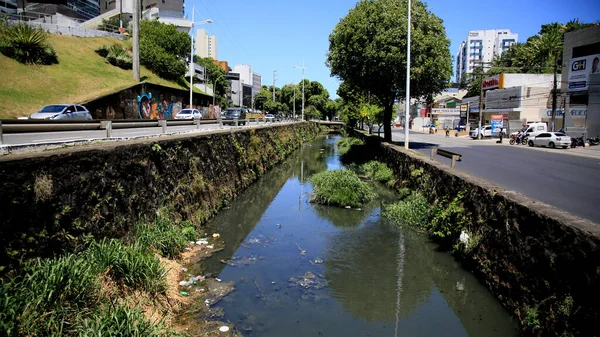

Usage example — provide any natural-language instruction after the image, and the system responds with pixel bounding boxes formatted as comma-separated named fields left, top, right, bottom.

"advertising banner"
left=491, top=114, right=504, bottom=135
left=431, top=108, right=460, bottom=115
left=538, top=108, right=587, bottom=118
left=485, top=86, right=522, bottom=109
left=568, top=54, right=600, bottom=92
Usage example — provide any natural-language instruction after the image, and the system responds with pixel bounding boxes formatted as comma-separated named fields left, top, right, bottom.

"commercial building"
left=213, top=60, right=229, bottom=72
left=561, top=25, right=600, bottom=138
left=456, top=29, right=518, bottom=84
left=468, top=73, right=559, bottom=134
left=1, top=0, right=17, bottom=14
left=17, top=0, right=100, bottom=20
left=195, top=28, right=217, bottom=59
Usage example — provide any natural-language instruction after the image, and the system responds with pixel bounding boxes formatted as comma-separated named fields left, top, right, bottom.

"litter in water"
left=219, top=326, right=230, bottom=332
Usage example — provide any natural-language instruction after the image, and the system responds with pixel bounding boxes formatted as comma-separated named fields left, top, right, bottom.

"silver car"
left=29, top=104, right=92, bottom=120
left=528, top=132, right=571, bottom=149
left=175, top=109, right=201, bottom=120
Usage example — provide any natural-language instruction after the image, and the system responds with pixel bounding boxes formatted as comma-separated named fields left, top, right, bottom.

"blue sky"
left=188, top=0, right=599, bottom=99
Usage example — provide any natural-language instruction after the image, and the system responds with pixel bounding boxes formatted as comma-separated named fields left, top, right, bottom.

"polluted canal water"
left=200, top=135, right=519, bottom=336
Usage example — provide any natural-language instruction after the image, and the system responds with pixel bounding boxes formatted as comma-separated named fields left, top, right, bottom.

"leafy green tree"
left=327, top=0, right=452, bottom=141
left=139, top=20, right=190, bottom=81
left=323, top=100, right=338, bottom=121
left=304, top=105, right=322, bottom=120
left=361, top=103, right=384, bottom=134
left=194, top=56, right=229, bottom=105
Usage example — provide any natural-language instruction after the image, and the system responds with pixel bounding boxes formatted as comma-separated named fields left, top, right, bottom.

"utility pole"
left=272, top=70, right=277, bottom=102
left=132, top=0, right=140, bottom=82
left=189, top=7, right=195, bottom=109
left=551, top=52, right=558, bottom=132
left=478, top=87, right=484, bottom=139
left=404, top=0, right=411, bottom=149
left=293, top=83, right=296, bottom=118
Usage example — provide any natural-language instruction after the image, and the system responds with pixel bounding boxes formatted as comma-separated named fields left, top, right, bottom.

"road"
left=389, top=129, right=600, bottom=223
left=1, top=121, right=279, bottom=145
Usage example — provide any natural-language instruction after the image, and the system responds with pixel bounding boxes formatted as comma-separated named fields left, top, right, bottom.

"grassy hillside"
left=0, top=34, right=203, bottom=119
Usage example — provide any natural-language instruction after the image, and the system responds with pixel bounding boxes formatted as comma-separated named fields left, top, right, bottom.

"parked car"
left=470, top=125, right=493, bottom=139
left=528, top=132, right=571, bottom=149
left=174, top=109, right=202, bottom=120
left=265, top=114, right=275, bottom=121
left=29, top=104, right=92, bottom=120
left=223, top=108, right=247, bottom=125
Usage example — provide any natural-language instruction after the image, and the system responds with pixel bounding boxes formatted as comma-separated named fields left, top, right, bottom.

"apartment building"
left=195, top=28, right=218, bottom=59
left=456, top=29, right=518, bottom=84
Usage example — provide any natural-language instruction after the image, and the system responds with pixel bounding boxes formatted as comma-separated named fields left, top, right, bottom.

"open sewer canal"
left=200, top=134, right=519, bottom=336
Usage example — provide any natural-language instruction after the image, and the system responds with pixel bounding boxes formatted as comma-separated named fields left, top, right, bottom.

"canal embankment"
left=0, top=123, right=318, bottom=273
left=348, top=128, right=600, bottom=336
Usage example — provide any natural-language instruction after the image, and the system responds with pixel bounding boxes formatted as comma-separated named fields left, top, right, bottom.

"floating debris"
left=309, top=258, right=324, bottom=264
left=213, top=233, right=221, bottom=239
left=240, top=243, right=251, bottom=249
left=196, top=238, right=209, bottom=245
left=220, top=259, right=236, bottom=266
left=219, top=326, right=230, bottom=332
left=277, top=223, right=282, bottom=228
left=345, top=206, right=351, bottom=209
left=289, top=271, right=328, bottom=290
left=295, top=242, right=306, bottom=256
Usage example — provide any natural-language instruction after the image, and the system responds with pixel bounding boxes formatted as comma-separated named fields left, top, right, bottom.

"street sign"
left=491, top=114, right=503, bottom=135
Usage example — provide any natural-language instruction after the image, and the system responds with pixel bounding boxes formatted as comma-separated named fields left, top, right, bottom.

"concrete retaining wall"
left=0, top=123, right=318, bottom=274
left=349, top=129, right=600, bottom=336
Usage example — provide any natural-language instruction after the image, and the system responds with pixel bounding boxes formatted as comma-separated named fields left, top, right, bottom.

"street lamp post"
left=293, top=60, right=307, bottom=121
left=404, top=0, right=411, bottom=149
left=188, top=6, right=212, bottom=109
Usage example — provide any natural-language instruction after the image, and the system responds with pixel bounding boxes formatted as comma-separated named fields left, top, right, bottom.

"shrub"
left=135, top=212, right=187, bottom=259
left=95, top=45, right=109, bottom=57
left=383, top=191, right=430, bottom=228
left=181, top=221, right=198, bottom=241
left=310, top=169, right=376, bottom=207
left=336, top=137, right=363, bottom=156
left=426, top=192, right=470, bottom=240
left=85, top=239, right=166, bottom=295
left=99, top=43, right=132, bottom=70
left=360, top=160, right=393, bottom=183
left=0, top=23, right=58, bottom=64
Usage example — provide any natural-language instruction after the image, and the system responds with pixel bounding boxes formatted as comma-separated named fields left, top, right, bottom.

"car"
left=470, top=125, right=506, bottom=139
left=528, top=132, right=571, bottom=149
left=223, top=108, right=247, bottom=125
left=175, top=109, right=201, bottom=120
left=265, top=114, right=275, bottom=121
left=511, top=122, right=547, bottom=138
left=29, top=104, right=92, bottom=120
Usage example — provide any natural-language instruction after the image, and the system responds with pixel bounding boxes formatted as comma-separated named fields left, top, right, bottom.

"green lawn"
left=0, top=34, right=204, bottom=119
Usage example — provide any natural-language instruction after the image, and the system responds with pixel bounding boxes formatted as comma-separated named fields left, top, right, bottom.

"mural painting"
left=137, top=93, right=182, bottom=120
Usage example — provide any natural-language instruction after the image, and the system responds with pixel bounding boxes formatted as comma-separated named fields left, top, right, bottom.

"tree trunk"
left=383, top=103, right=393, bottom=142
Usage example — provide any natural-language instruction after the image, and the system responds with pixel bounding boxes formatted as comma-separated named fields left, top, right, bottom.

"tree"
left=195, top=56, right=229, bottom=105
left=139, top=20, right=190, bottom=81
left=327, top=0, right=452, bottom=142
left=361, top=103, right=384, bottom=134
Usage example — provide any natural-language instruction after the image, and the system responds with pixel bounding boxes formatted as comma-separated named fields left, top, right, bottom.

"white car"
left=470, top=125, right=506, bottom=139
left=528, top=132, right=571, bottom=149
left=29, top=104, right=92, bottom=120
left=265, top=114, right=275, bottom=121
left=175, top=109, right=201, bottom=120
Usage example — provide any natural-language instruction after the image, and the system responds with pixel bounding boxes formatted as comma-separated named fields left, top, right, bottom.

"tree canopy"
left=194, top=56, right=229, bottom=107
left=139, top=20, right=190, bottom=81
left=327, top=0, right=452, bottom=141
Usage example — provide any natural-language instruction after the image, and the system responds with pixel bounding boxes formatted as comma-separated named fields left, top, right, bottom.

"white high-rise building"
left=456, top=29, right=518, bottom=84
left=195, top=29, right=218, bottom=59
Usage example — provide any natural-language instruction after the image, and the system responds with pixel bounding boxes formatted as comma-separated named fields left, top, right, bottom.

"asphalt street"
left=1, top=121, right=280, bottom=145
left=390, top=129, right=600, bottom=223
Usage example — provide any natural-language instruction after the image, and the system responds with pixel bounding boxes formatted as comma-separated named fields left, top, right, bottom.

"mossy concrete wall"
left=0, top=123, right=318, bottom=274
left=348, top=129, right=600, bottom=336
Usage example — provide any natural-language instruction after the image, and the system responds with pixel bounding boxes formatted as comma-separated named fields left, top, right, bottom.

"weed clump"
left=382, top=192, right=430, bottom=228
left=135, top=211, right=188, bottom=259
left=336, top=137, right=363, bottom=156
left=310, top=169, right=376, bottom=207
left=360, top=160, right=394, bottom=183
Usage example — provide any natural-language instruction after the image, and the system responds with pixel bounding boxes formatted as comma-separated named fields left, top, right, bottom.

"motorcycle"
left=588, top=135, right=599, bottom=146
left=509, top=134, right=519, bottom=145
left=520, top=135, right=529, bottom=145
left=571, top=136, right=585, bottom=148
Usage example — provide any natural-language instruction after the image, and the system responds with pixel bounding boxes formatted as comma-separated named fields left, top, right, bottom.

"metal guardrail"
left=0, top=118, right=291, bottom=145
left=430, top=148, right=462, bottom=169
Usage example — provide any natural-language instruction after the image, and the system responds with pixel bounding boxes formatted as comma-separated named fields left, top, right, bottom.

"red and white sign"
left=482, top=75, right=502, bottom=90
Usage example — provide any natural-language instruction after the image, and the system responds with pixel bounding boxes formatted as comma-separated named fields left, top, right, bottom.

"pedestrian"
left=445, top=126, right=450, bottom=138
left=498, top=127, right=504, bottom=143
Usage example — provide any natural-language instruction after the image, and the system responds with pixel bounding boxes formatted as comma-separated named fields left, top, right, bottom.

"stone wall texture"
left=0, top=123, right=318, bottom=274
left=349, top=129, right=600, bottom=336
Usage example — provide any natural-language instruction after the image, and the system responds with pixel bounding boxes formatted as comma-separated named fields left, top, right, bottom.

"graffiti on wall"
left=137, top=93, right=182, bottom=120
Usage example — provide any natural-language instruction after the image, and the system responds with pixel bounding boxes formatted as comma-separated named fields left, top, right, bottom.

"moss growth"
left=383, top=192, right=430, bottom=228
left=336, top=137, right=364, bottom=156
left=360, top=160, right=394, bottom=183
left=310, top=169, right=376, bottom=208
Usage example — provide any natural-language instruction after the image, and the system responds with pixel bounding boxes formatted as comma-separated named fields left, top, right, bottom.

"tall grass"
left=135, top=212, right=188, bottom=259
left=0, top=235, right=173, bottom=336
left=85, top=239, right=166, bottom=295
left=310, top=169, right=377, bottom=207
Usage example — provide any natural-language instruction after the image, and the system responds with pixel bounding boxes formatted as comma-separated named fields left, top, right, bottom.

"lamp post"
left=189, top=6, right=212, bottom=109
left=404, top=0, right=411, bottom=149
left=293, top=60, right=307, bottom=121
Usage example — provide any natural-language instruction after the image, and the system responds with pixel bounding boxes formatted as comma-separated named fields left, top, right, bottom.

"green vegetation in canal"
left=359, top=160, right=394, bottom=184
left=310, top=169, right=376, bottom=207
left=0, top=210, right=196, bottom=337
left=382, top=192, right=430, bottom=228
left=336, top=137, right=364, bottom=156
